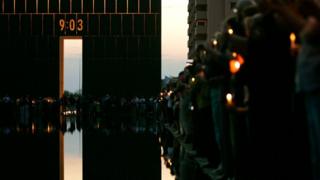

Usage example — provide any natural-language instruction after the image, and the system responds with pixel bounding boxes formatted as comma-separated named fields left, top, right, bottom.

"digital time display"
left=59, top=18, right=84, bottom=32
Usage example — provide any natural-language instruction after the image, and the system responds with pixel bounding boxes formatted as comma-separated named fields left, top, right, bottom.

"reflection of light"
left=47, top=125, right=52, bottom=133
left=168, top=90, right=173, bottom=96
left=63, top=110, right=77, bottom=116
left=191, top=77, right=195, bottom=83
left=226, top=93, right=233, bottom=105
left=190, top=105, right=194, bottom=111
left=32, top=123, right=35, bottom=134
left=160, top=92, right=163, bottom=96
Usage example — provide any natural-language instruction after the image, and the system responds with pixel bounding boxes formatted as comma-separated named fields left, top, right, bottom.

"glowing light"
left=32, top=123, right=35, bottom=134
left=237, top=54, right=245, bottom=65
left=235, top=61, right=241, bottom=69
left=228, top=28, right=234, bottom=35
left=190, top=105, right=194, bottom=111
left=229, top=60, right=241, bottom=74
left=229, top=53, right=245, bottom=74
left=233, top=8, right=238, bottom=13
left=63, top=110, right=77, bottom=116
left=213, top=39, right=218, bottom=46
left=290, top=32, right=297, bottom=50
left=290, top=33, right=296, bottom=43
left=47, top=125, right=52, bottom=133
left=232, top=52, right=237, bottom=58
left=226, top=93, right=233, bottom=105
left=191, top=77, right=195, bottom=83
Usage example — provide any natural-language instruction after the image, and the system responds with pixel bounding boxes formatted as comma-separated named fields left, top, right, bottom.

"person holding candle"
left=265, top=0, right=320, bottom=179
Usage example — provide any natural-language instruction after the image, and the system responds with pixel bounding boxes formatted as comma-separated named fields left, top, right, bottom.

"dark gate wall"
left=0, top=0, right=161, bottom=98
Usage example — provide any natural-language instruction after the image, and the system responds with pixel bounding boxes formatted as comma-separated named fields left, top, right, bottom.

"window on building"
left=196, top=5, right=206, bottom=11
left=197, top=20, right=206, bottom=26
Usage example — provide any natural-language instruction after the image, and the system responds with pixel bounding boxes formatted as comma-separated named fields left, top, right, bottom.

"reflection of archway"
left=59, top=36, right=83, bottom=180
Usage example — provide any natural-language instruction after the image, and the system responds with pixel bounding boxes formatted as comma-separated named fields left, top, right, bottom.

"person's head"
left=196, top=45, right=207, bottom=63
left=235, top=0, right=257, bottom=20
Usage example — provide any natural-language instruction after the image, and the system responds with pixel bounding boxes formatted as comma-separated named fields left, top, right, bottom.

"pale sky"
left=162, top=0, right=189, bottom=78
left=64, top=39, right=83, bottom=93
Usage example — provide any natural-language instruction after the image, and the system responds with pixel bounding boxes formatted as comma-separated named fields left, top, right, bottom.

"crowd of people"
left=158, top=0, right=320, bottom=180
left=0, top=0, right=319, bottom=179
left=0, top=94, right=161, bottom=135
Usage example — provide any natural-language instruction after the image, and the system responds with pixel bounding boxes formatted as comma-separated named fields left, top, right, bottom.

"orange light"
left=229, top=60, right=241, bottom=74
left=290, top=32, right=297, bottom=50
left=290, top=33, right=296, bottom=43
left=229, top=53, right=245, bottom=74
left=237, top=54, right=245, bottom=65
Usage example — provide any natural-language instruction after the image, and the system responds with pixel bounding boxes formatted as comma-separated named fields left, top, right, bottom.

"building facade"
left=0, top=0, right=161, bottom=97
left=188, top=0, right=237, bottom=59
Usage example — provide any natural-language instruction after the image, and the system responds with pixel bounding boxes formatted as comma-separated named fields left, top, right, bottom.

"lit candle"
left=226, top=93, right=233, bottom=106
left=212, top=39, right=218, bottom=46
left=290, top=32, right=296, bottom=50
left=229, top=60, right=241, bottom=74
left=228, top=28, right=234, bottom=35
left=229, top=53, right=245, bottom=74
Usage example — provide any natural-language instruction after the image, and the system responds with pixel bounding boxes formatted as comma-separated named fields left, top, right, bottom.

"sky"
left=64, top=39, right=83, bottom=93
left=161, top=0, right=189, bottom=79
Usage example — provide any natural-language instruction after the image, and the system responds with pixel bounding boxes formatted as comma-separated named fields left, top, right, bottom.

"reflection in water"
left=162, top=157, right=175, bottom=180
left=64, top=125, right=82, bottom=180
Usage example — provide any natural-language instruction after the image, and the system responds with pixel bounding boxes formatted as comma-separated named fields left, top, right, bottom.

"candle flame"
left=228, top=28, right=234, bottom=35
left=290, top=33, right=296, bottom=43
left=226, top=93, right=233, bottom=104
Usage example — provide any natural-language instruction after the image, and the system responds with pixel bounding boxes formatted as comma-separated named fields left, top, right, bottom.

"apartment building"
left=188, top=0, right=237, bottom=59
